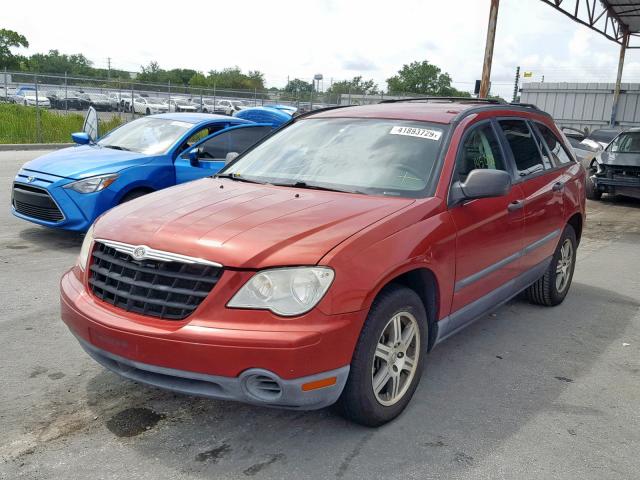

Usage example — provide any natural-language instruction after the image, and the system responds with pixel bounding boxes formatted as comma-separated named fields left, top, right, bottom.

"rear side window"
left=537, top=123, right=574, bottom=165
left=456, top=123, right=507, bottom=182
left=498, top=120, right=545, bottom=177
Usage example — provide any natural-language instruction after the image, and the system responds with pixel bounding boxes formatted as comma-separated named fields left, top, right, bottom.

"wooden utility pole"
left=479, top=0, right=500, bottom=98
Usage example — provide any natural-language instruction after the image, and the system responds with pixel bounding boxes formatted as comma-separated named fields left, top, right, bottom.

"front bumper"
left=593, top=171, right=640, bottom=199
left=12, top=171, right=119, bottom=231
left=60, top=268, right=362, bottom=409
left=78, top=336, right=349, bottom=409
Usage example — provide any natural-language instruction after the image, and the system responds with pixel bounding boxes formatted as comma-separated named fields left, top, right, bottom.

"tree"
left=327, top=76, right=379, bottom=96
left=284, top=78, right=313, bottom=94
left=0, top=29, right=29, bottom=69
left=26, top=50, right=93, bottom=75
left=386, top=60, right=470, bottom=97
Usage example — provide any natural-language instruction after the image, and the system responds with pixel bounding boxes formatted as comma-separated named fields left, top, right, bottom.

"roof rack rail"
left=379, top=96, right=505, bottom=104
left=508, top=102, right=540, bottom=110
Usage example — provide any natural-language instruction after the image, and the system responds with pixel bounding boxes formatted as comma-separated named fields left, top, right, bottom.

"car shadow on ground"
left=11, top=227, right=83, bottom=253
left=70, top=281, right=639, bottom=478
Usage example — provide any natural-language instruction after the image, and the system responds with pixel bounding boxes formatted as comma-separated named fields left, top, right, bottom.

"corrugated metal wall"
left=520, top=82, right=640, bottom=131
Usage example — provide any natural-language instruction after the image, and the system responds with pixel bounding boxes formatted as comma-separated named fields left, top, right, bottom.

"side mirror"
left=225, top=152, right=239, bottom=164
left=450, top=169, right=512, bottom=205
left=71, top=132, right=91, bottom=145
left=188, top=147, right=200, bottom=166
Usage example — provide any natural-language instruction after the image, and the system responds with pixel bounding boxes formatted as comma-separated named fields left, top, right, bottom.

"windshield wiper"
left=272, top=181, right=363, bottom=194
left=214, top=173, right=266, bottom=184
left=103, top=145, right=131, bottom=151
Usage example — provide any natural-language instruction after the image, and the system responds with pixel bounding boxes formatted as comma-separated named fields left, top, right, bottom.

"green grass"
left=0, top=104, right=123, bottom=144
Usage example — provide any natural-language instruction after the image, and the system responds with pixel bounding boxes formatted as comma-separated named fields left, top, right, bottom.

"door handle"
left=507, top=200, right=524, bottom=212
left=552, top=181, right=565, bottom=192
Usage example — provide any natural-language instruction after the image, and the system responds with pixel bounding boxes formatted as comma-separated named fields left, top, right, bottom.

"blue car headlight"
left=63, top=174, right=119, bottom=194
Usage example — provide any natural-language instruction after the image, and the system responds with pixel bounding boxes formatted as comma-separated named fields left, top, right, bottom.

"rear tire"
left=336, top=285, right=427, bottom=427
left=526, top=225, right=577, bottom=306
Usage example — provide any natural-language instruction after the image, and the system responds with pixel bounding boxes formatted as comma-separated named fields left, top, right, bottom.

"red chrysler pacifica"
left=60, top=99, right=586, bottom=426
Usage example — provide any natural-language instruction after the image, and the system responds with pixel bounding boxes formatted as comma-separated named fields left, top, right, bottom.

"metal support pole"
left=512, top=66, right=520, bottom=103
left=479, top=0, right=500, bottom=98
left=34, top=74, right=42, bottom=143
left=131, top=83, right=134, bottom=121
left=4, top=67, right=8, bottom=103
left=610, top=32, right=629, bottom=127
left=168, top=80, right=171, bottom=111
left=64, top=71, right=68, bottom=111
left=213, top=82, right=216, bottom=111
left=254, top=87, right=257, bottom=106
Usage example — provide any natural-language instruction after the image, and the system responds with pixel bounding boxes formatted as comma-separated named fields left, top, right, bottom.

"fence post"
left=200, top=88, right=203, bottom=111
left=3, top=67, right=7, bottom=103
left=131, top=83, right=135, bottom=121
left=34, top=74, right=42, bottom=143
left=254, top=88, right=257, bottom=106
left=64, top=72, right=68, bottom=111
left=213, top=82, right=216, bottom=110
left=348, top=85, right=352, bottom=105
left=168, top=80, right=171, bottom=111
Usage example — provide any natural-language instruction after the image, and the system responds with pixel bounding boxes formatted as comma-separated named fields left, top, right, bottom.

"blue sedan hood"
left=22, top=145, right=151, bottom=180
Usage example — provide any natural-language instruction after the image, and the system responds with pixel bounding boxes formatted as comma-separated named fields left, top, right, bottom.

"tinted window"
left=530, top=125, right=553, bottom=169
left=609, top=131, right=640, bottom=153
left=457, top=123, right=507, bottom=182
left=499, top=120, right=545, bottom=176
left=537, top=123, right=574, bottom=165
left=200, top=126, right=272, bottom=160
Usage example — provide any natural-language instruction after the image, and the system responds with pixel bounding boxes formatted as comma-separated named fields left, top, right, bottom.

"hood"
left=95, top=179, right=415, bottom=268
left=599, top=150, right=640, bottom=167
left=22, top=145, right=151, bottom=180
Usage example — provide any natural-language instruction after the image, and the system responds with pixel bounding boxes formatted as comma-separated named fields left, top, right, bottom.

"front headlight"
left=63, top=174, right=119, bottom=194
left=227, top=267, right=334, bottom=316
left=77, top=224, right=95, bottom=270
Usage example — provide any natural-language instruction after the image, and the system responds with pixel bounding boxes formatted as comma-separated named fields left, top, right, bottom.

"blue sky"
left=7, top=0, right=640, bottom=98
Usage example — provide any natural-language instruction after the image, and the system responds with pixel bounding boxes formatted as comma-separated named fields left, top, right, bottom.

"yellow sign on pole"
left=523, top=71, right=533, bottom=78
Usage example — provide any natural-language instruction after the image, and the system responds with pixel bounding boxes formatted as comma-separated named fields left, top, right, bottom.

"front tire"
left=336, top=285, right=427, bottom=427
left=585, top=162, right=602, bottom=200
left=526, top=225, right=577, bottom=306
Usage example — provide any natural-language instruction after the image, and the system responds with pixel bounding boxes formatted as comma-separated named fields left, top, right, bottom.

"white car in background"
left=165, top=98, right=198, bottom=112
left=18, top=91, right=51, bottom=108
left=217, top=99, right=248, bottom=116
left=133, top=96, right=169, bottom=115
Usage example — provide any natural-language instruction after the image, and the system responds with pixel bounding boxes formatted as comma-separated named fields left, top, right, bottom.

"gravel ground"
left=1, top=150, right=639, bottom=480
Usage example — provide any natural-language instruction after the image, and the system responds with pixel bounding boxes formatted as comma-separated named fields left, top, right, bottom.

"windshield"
left=222, top=118, right=448, bottom=197
left=147, top=97, right=163, bottom=104
left=91, top=94, right=108, bottom=100
left=97, top=117, right=193, bottom=155
left=608, top=132, right=640, bottom=153
left=231, top=101, right=244, bottom=107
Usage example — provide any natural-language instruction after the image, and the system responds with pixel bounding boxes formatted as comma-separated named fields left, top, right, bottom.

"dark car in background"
left=588, top=128, right=640, bottom=200
left=45, top=90, right=91, bottom=110
left=84, top=93, right=113, bottom=111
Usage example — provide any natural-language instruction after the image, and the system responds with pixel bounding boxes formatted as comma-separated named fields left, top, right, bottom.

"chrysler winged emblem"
left=132, top=246, right=147, bottom=260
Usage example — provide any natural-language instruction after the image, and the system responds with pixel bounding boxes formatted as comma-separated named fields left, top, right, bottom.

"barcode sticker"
left=389, top=126, right=442, bottom=141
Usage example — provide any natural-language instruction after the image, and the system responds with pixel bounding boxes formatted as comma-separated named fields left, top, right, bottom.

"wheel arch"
left=377, top=268, right=440, bottom=352
left=567, top=212, right=583, bottom=245
left=115, top=185, right=155, bottom=204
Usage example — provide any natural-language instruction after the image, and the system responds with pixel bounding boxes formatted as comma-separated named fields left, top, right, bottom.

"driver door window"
left=456, top=123, right=507, bottom=182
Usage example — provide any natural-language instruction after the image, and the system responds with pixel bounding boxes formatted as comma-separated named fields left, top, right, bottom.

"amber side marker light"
left=301, top=377, right=337, bottom=392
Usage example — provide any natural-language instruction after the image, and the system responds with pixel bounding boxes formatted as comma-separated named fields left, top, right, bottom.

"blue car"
left=12, top=110, right=290, bottom=232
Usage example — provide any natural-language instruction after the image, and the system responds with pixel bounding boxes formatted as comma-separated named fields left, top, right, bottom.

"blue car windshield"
left=222, top=118, right=449, bottom=197
left=98, top=117, right=193, bottom=155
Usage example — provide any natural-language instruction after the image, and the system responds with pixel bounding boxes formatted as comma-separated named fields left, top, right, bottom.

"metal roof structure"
left=540, top=0, right=640, bottom=48
left=478, top=1, right=640, bottom=125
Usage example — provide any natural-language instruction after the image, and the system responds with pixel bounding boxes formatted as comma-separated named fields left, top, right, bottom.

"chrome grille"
left=89, top=241, right=222, bottom=320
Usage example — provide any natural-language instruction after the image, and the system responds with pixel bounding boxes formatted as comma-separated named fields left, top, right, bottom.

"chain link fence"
left=0, top=70, right=424, bottom=143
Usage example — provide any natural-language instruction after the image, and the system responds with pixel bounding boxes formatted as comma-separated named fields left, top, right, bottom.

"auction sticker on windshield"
left=389, top=126, right=442, bottom=141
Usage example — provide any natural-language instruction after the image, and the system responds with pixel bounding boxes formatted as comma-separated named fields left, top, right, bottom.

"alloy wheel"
left=371, top=311, right=420, bottom=406
left=555, top=239, right=574, bottom=293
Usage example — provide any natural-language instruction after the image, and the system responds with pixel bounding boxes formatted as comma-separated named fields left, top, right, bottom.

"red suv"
left=60, top=99, right=586, bottom=426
